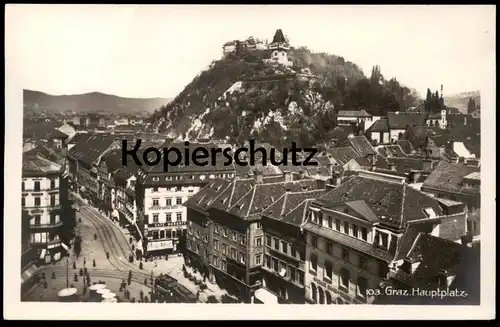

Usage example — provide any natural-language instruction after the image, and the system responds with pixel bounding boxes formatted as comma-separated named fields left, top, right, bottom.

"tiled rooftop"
left=422, top=161, right=480, bottom=194
left=315, top=175, right=444, bottom=229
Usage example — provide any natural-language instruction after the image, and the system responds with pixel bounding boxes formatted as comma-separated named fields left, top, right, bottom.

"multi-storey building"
left=22, top=148, right=73, bottom=264
left=258, top=188, right=328, bottom=304
left=135, top=142, right=237, bottom=257
left=184, top=171, right=323, bottom=302
left=184, top=178, right=233, bottom=279
left=302, top=170, right=468, bottom=304
left=67, top=134, right=119, bottom=204
left=421, top=160, right=480, bottom=210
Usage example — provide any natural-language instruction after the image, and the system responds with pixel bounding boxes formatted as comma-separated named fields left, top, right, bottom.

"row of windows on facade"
left=263, top=254, right=305, bottom=286
left=186, top=240, right=208, bottom=259
left=309, top=246, right=387, bottom=280
left=150, top=173, right=235, bottom=183
left=22, top=179, right=58, bottom=191
left=213, top=226, right=247, bottom=245
left=151, top=197, right=186, bottom=207
left=30, top=232, right=60, bottom=244
left=151, top=212, right=183, bottom=223
left=148, top=229, right=179, bottom=240
left=311, top=266, right=369, bottom=300
left=187, top=227, right=210, bottom=243
left=151, top=186, right=195, bottom=193
left=211, top=239, right=247, bottom=264
left=22, top=195, right=60, bottom=208
left=311, top=212, right=380, bottom=245
left=29, top=214, right=61, bottom=226
left=213, top=246, right=246, bottom=264
left=265, top=234, right=304, bottom=261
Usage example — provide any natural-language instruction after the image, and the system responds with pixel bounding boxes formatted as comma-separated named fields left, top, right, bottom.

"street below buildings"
left=22, top=193, right=230, bottom=303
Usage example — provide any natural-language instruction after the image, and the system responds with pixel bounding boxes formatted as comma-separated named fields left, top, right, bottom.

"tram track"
left=80, top=206, right=150, bottom=278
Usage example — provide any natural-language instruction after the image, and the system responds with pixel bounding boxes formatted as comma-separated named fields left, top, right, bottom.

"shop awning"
left=254, top=288, right=278, bottom=304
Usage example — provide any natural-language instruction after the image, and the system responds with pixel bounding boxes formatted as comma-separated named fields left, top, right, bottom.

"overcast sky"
left=6, top=5, right=495, bottom=99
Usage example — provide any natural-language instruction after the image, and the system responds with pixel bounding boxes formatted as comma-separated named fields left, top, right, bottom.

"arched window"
left=311, top=283, right=317, bottom=303
left=326, top=291, right=333, bottom=304
left=318, top=287, right=325, bottom=304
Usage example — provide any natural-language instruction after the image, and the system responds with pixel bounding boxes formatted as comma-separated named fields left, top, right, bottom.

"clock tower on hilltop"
left=268, top=29, right=292, bottom=67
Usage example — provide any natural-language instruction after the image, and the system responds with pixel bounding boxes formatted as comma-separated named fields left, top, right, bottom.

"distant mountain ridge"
left=444, top=90, right=480, bottom=114
left=23, top=89, right=172, bottom=115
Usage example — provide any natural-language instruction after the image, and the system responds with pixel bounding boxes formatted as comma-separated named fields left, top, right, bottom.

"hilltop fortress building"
left=222, top=29, right=293, bottom=67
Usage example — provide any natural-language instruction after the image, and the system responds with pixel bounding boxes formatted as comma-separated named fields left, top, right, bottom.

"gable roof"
left=343, top=136, right=375, bottom=157
left=262, top=189, right=328, bottom=226
left=422, top=161, right=480, bottom=194
left=386, top=157, right=436, bottom=173
left=23, top=119, right=69, bottom=140
left=387, top=112, right=427, bottom=130
left=396, top=140, right=415, bottom=154
left=407, top=126, right=450, bottom=147
left=22, top=152, right=63, bottom=174
left=184, top=178, right=233, bottom=213
left=326, top=146, right=359, bottom=165
left=227, top=179, right=319, bottom=219
left=377, top=145, right=408, bottom=158
left=69, top=133, right=92, bottom=144
left=366, top=118, right=389, bottom=133
left=24, top=143, right=66, bottom=166
left=68, top=134, right=117, bottom=166
left=329, top=125, right=357, bottom=142
left=314, top=175, right=444, bottom=229
left=393, top=233, right=464, bottom=289
left=337, top=109, right=372, bottom=118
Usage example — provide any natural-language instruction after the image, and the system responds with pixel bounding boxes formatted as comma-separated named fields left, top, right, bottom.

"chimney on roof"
left=409, top=170, right=422, bottom=183
left=299, top=169, right=306, bottom=180
left=254, top=169, right=264, bottom=184
left=284, top=170, right=293, bottom=183
left=388, top=161, right=397, bottom=171
left=366, top=153, right=373, bottom=164
left=331, top=173, right=342, bottom=186
left=326, top=163, right=333, bottom=175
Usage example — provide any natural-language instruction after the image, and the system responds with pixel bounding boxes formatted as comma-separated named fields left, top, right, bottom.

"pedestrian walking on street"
left=94, top=233, right=97, bottom=240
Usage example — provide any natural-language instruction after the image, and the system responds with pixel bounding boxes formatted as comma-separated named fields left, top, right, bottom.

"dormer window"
left=374, top=231, right=389, bottom=249
left=423, top=208, right=437, bottom=219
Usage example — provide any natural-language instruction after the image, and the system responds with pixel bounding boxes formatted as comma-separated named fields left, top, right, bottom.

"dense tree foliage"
left=424, top=88, right=445, bottom=113
left=467, top=97, right=479, bottom=114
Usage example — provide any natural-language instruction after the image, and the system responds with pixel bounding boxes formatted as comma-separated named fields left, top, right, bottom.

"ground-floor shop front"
left=210, top=267, right=254, bottom=303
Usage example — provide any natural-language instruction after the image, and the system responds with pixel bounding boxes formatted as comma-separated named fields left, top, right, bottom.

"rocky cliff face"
left=151, top=46, right=417, bottom=148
